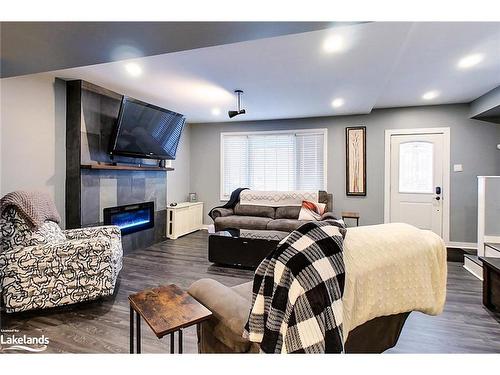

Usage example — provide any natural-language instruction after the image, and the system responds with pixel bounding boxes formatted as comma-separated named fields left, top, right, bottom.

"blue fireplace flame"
left=111, top=209, right=151, bottom=230
left=119, top=218, right=151, bottom=230
left=104, top=202, right=155, bottom=235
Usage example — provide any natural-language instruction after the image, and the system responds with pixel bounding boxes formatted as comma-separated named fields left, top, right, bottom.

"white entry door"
left=389, top=133, right=445, bottom=236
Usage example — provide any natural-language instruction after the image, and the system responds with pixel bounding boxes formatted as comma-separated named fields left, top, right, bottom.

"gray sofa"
left=210, top=190, right=334, bottom=232
left=188, top=279, right=410, bottom=353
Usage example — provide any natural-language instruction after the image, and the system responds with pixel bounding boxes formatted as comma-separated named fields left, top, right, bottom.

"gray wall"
left=1, top=73, right=191, bottom=229
left=1, top=73, right=67, bottom=225
left=1, top=73, right=498, bottom=244
left=190, top=104, right=500, bottom=243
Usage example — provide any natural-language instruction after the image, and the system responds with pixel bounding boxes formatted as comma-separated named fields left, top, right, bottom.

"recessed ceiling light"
left=457, top=53, right=484, bottom=69
left=211, top=108, right=221, bottom=116
left=111, top=45, right=143, bottom=61
left=125, top=62, right=142, bottom=77
left=422, top=90, right=439, bottom=100
left=331, top=98, right=345, bottom=108
left=323, top=35, right=344, bottom=53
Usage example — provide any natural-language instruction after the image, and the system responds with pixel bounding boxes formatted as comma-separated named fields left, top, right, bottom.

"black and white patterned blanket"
left=243, top=219, right=346, bottom=353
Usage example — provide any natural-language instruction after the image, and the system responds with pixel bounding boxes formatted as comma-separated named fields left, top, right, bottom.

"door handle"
left=435, top=186, right=441, bottom=195
left=435, top=196, right=441, bottom=201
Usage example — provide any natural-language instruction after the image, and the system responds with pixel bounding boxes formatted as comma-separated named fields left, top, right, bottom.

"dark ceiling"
left=0, top=22, right=354, bottom=78
left=472, top=105, right=500, bottom=124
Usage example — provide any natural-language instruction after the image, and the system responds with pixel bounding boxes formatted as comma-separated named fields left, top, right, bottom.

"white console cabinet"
left=465, top=176, right=500, bottom=279
left=166, top=202, right=204, bottom=239
left=477, top=176, right=500, bottom=257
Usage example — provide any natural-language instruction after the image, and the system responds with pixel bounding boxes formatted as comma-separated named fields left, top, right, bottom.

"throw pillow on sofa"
left=298, top=200, right=326, bottom=221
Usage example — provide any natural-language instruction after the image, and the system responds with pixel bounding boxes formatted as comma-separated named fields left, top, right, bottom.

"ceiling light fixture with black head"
left=228, top=89, right=246, bottom=118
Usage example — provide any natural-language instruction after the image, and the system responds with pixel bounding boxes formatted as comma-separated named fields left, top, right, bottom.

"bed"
left=188, top=223, right=447, bottom=353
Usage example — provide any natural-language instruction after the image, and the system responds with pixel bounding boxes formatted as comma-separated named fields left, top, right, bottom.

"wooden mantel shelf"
left=81, top=163, right=174, bottom=172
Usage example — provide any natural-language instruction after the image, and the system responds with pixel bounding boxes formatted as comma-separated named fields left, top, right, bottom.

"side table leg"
left=129, top=305, right=134, bottom=354
left=136, top=313, right=141, bottom=354
left=483, top=267, right=491, bottom=308
left=170, top=332, right=175, bottom=354
left=178, top=329, right=183, bottom=354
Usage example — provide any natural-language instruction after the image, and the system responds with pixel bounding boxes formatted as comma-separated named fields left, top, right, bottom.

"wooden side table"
left=479, top=257, right=500, bottom=312
left=128, top=284, right=212, bottom=354
left=341, top=211, right=360, bottom=227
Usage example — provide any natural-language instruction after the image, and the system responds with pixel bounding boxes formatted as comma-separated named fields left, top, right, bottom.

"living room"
left=1, top=2, right=500, bottom=372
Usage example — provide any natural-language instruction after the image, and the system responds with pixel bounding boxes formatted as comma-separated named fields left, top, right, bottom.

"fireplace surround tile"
left=70, top=81, right=169, bottom=253
left=99, top=178, right=118, bottom=222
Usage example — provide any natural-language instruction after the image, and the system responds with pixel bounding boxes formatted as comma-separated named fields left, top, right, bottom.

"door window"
left=398, top=141, right=433, bottom=193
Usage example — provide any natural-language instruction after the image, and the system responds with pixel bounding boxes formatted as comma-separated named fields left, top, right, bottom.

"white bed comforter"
left=342, top=223, right=447, bottom=338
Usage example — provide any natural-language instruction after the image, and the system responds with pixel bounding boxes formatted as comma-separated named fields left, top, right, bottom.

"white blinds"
left=248, top=134, right=296, bottom=192
left=296, top=132, right=325, bottom=191
left=222, top=135, right=248, bottom=196
left=221, top=130, right=326, bottom=199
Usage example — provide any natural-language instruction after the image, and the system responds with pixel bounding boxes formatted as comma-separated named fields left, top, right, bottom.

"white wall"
left=0, top=74, right=66, bottom=225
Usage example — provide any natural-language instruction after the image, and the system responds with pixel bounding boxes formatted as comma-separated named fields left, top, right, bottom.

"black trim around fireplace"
left=103, top=201, right=155, bottom=235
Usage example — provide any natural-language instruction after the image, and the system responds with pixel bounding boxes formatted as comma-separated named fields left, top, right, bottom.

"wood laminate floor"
left=1, top=230, right=499, bottom=354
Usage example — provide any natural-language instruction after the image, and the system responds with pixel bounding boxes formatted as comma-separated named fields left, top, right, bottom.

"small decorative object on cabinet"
left=346, top=126, right=366, bottom=196
left=166, top=202, right=204, bottom=239
left=189, top=192, right=197, bottom=202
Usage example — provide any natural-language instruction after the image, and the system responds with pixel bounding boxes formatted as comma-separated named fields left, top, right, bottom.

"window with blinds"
left=220, top=129, right=327, bottom=199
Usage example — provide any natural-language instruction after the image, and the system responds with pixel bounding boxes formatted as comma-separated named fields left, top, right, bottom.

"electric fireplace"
left=103, top=201, right=154, bottom=235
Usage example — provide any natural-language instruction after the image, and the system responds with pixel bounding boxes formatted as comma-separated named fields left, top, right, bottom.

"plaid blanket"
left=243, top=220, right=346, bottom=353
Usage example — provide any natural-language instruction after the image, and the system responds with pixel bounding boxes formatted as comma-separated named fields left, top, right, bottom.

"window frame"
left=220, top=128, right=328, bottom=201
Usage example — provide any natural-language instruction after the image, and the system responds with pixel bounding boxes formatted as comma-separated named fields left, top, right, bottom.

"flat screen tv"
left=110, top=96, right=186, bottom=160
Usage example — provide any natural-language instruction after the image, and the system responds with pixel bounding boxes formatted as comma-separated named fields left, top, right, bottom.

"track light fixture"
left=228, top=89, right=246, bottom=118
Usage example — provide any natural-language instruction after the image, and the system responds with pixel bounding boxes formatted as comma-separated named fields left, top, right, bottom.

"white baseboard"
left=484, top=235, right=500, bottom=243
left=463, top=258, right=483, bottom=280
left=446, top=241, right=477, bottom=250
